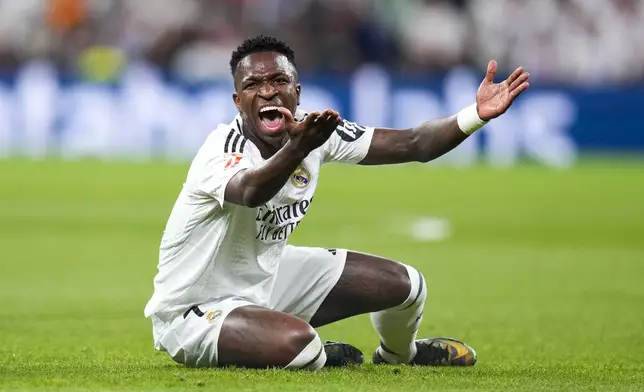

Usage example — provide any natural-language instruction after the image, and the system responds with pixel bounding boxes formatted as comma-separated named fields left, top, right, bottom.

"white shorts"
left=153, top=245, right=347, bottom=367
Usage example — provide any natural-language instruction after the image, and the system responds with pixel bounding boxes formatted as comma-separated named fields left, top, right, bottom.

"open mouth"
left=258, top=106, right=285, bottom=134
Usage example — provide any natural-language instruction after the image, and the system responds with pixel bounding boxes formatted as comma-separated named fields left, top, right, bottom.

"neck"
left=242, top=122, right=287, bottom=159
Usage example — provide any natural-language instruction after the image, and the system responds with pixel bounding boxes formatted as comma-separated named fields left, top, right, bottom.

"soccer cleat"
left=372, top=337, right=477, bottom=366
left=323, top=341, right=364, bottom=367
left=412, top=337, right=477, bottom=366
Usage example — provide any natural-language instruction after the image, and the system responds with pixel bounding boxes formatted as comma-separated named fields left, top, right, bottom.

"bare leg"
left=311, top=251, right=427, bottom=364
left=310, top=251, right=411, bottom=327
left=218, top=306, right=324, bottom=369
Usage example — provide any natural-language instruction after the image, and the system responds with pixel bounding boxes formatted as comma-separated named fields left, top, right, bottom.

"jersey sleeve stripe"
left=224, top=129, right=235, bottom=153
left=239, top=137, right=247, bottom=153
left=231, top=133, right=241, bottom=153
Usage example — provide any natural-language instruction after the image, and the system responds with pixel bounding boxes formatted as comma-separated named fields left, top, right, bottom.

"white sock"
left=284, top=332, right=327, bottom=370
left=370, top=264, right=427, bottom=364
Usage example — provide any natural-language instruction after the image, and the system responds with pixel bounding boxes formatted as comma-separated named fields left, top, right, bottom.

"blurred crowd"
left=0, top=0, right=643, bottom=85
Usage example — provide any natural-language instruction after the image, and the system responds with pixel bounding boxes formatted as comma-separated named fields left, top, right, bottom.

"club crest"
left=205, top=310, right=222, bottom=324
left=291, top=166, right=311, bottom=189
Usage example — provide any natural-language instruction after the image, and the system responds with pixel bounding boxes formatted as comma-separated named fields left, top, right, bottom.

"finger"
left=319, top=114, right=337, bottom=130
left=510, top=82, right=530, bottom=100
left=324, top=109, right=338, bottom=121
left=303, top=111, right=320, bottom=126
left=325, top=110, right=338, bottom=120
left=484, top=60, right=498, bottom=83
left=322, top=116, right=342, bottom=137
left=329, top=112, right=342, bottom=123
left=319, top=110, right=333, bottom=122
left=276, top=107, right=295, bottom=124
left=506, top=66, right=525, bottom=85
left=318, top=111, right=339, bottom=128
left=509, top=72, right=530, bottom=91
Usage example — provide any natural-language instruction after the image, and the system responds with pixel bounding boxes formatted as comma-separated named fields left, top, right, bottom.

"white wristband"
left=456, top=104, right=487, bottom=135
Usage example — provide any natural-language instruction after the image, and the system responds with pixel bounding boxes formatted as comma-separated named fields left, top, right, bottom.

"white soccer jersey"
left=144, top=111, right=374, bottom=324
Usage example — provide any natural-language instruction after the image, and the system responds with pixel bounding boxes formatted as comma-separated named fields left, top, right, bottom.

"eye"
left=275, top=77, right=289, bottom=85
left=244, top=82, right=257, bottom=90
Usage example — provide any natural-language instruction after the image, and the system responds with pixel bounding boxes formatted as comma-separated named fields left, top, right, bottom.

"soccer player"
left=144, top=35, right=530, bottom=370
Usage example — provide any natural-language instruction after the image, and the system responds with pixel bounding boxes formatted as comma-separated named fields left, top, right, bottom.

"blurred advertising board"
left=1, top=62, right=642, bottom=166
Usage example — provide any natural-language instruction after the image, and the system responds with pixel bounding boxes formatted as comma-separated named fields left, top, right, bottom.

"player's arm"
left=225, top=109, right=342, bottom=208
left=359, top=61, right=530, bottom=165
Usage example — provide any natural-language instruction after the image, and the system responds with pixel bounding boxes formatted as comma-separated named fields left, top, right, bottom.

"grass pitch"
left=1, top=158, right=643, bottom=391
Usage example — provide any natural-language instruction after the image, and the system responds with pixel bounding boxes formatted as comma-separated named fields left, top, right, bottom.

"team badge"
left=205, top=310, right=222, bottom=324
left=291, top=166, right=311, bottom=189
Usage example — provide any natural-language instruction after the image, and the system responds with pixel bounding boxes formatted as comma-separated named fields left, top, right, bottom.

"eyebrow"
left=242, top=72, right=289, bottom=83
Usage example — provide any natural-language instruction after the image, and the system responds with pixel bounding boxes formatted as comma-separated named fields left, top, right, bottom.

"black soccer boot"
left=323, top=341, right=364, bottom=367
left=372, top=337, right=477, bottom=366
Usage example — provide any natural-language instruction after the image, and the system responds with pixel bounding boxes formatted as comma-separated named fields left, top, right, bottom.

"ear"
left=296, top=83, right=301, bottom=106
left=232, top=92, right=241, bottom=112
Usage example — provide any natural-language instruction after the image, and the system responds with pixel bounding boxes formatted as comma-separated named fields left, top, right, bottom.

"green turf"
left=1, top=158, right=643, bottom=391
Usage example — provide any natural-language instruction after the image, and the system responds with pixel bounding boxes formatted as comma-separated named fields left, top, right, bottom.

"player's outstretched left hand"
left=476, top=61, right=530, bottom=121
left=278, top=108, right=342, bottom=152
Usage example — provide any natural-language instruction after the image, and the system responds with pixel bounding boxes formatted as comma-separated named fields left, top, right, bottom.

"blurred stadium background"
left=1, top=0, right=643, bottom=390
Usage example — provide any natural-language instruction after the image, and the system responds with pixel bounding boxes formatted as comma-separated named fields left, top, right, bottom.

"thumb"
left=484, top=60, right=497, bottom=84
left=276, top=107, right=295, bottom=124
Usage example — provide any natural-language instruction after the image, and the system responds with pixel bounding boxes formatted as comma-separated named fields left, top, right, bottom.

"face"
left=233, top=52, right=300, bottom=141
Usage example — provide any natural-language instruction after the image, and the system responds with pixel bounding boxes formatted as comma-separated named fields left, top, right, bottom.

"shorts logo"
left=291, top=166, right=311, bottom=189
left=205, top=310, right=222, bottom=324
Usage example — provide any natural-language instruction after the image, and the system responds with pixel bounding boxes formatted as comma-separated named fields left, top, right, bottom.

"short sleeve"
left=322, top=120, right=374, bottom=164
left=196, top=152, right=254, bottom=205
left=187, top=127, right=255, bottom=207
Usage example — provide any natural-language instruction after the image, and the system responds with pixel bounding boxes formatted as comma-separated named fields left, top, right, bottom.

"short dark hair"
left=229, top=35, right=296, bottom=76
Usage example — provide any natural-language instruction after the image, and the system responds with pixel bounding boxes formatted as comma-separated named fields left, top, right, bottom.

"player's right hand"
left=278, top=108, right=342, bottom=152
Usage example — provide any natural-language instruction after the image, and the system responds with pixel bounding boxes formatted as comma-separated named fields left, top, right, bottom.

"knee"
left=284, top=323, right=318, bottom=356
left=283, top=323, right=325, bottom=370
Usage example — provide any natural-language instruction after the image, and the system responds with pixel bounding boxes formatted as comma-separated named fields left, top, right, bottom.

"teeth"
left=260, top=106, right=280, bottom=113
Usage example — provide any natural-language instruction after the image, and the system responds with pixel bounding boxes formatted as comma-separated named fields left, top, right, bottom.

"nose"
left=258, top=82, right=278, bottom=100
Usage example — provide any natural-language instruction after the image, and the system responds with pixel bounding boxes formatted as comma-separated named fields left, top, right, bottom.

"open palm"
left=477, top=61, right=530, bottom=121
